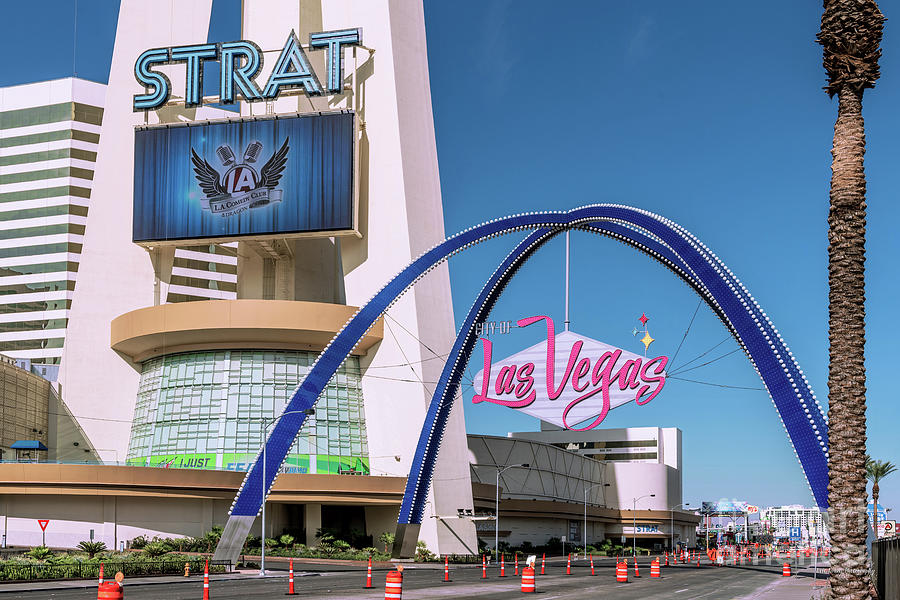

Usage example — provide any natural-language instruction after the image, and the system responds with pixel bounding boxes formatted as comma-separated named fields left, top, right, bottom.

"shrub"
left=142, top=541, right=170, bottom=558
left=279, top=534, right=295, bottom=549
left=379, top=532, right=395, bottom=553
left=76, top=541, right=107, bottom=559
left=415, top=540, right=436, bottom=563
left=26, top=546, right=53, bottom=560
left=130, top=535, right=149, bottom=550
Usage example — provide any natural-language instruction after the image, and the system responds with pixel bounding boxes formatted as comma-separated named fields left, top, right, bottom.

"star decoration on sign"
left=633, top=313, right=656, bottom=356
left=641, top=332, right=655, bottom=352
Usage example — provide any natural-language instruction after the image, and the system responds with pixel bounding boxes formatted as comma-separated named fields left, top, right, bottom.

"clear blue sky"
left=2, top=0, right=897, bottom=512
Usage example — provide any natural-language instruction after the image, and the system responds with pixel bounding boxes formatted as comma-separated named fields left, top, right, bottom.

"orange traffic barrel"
left=521, top=566, right=535, bottom=593
left=385, top=570, right=403, bottom=599
left=782, top=562, right=791, bottom=577
left=616, top=561, right=628, bottom=583
left=97, top=582, right=123, bottom=600
left=650, top=559, right=660, bottom=578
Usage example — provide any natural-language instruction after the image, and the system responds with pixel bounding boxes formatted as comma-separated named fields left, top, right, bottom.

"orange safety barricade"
left=650, top=559, right=660, bottom=578
left=97, top=582, right=123, bottom=600
left=616, top=561, right=628, bottom=583
left=521, top=566, right=536, bottom=593
left=385, top=570, right=403, bottom=600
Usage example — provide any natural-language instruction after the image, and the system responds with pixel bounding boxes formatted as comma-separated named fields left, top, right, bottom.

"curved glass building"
left=126, top=349, right=370, bottom=474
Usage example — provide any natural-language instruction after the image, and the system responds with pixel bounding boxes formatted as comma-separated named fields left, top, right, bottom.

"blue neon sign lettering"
left=133, top=48, right=171, bottom=110
left=170, top=44, right=219, bottom=107
left=262, top=31, right=323, bottom=98
left=309, top=28, right=362, bottom=92
left=133, top=28, right=362, bottom=111
left=220, top=41, right=263, bottom=103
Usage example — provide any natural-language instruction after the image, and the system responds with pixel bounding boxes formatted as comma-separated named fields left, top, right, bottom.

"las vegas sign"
left=472, top=315, right=668, bottom=431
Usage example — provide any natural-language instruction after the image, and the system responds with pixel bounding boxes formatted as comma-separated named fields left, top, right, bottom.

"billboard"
left=701, top=501, right=750, bottom=515
left=133, top=111, right=355, bottom=244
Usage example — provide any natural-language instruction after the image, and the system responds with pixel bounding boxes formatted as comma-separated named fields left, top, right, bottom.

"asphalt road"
left=0, top=560, right=806, bottom=600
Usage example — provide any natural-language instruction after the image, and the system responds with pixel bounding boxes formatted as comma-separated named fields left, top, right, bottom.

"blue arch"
left=214, top=206, right=828, bottom=562
left=397, top=215, right=828, bottom=537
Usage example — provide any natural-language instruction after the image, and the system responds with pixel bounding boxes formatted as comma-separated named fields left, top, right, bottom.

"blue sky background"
left=1, top=0, right=898, bottom=512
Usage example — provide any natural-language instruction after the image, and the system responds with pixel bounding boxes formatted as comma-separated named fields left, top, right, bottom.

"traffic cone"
left=665, top=552, right=669, bottom=567
left=364, top=556, right=374, bottom=588
left=590, top=553, right=595, bottom=576
left=634, top=556, right=640, bottom=578
left=696, top=557, right=700, bottom=568
left=514, top=554, right=519, bottom=576
left=98, top=562, right=104, bottom=586
left=481, top=554, right=487, bottom=579
left=566, top=553, right=571, bottom=575
left=500, top=554, right=506, bottom=577
left=203, top=559, right=210, bottom=600
left=540, top=553, right=545, bottom=576
left=385, top=570, right=403, bottom=600
left=443, top=556, right=450, bottom=582
left=287, top=558, right=296, bottom=595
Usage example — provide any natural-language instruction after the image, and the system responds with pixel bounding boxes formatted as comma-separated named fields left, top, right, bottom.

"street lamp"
left=495, top=463, right=530, bottom=557
left=258, top=409, right=314, bottom=576
left=584, top=483, right=610, bottom=558
left=669, top=503, right=693, bottom=552
left=631, top=493, right=655, bottom=557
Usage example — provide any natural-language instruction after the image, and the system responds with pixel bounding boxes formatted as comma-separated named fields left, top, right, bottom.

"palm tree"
left=816, top=1, right=885, bottom=599
left=865, top=456, right=897, bottom=538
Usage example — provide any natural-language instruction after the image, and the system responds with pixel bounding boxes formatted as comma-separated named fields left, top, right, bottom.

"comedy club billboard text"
left=133, top=111, right=355, bottom=244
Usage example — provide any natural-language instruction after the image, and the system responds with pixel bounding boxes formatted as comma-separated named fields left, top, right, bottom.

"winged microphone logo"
left=190, top=139, right=289, bottom=218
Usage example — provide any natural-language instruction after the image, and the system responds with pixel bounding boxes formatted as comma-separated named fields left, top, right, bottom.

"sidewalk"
left=737, top=562, right=829, bottom=600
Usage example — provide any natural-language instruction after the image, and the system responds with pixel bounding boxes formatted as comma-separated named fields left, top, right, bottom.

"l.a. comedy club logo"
left=190, top=139, right=288, bottom=218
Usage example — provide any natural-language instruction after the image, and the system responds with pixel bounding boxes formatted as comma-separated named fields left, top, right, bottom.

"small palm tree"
left=865, top=456, right=897, bottom=538
left=76, top=540, right=107, bottom=559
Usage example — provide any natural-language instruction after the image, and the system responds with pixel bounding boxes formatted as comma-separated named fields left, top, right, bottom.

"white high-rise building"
left=760, top=505, right=827, bottom=540
left=0, top=79, right=105, bottom=376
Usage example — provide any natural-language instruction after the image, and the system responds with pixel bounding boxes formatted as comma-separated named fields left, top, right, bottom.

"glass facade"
left=126, top=350, right=370, bottom=474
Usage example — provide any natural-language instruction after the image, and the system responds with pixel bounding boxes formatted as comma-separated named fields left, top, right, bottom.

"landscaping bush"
left=76, top=541, right=107, bottom=558
left=142, top=541, right=171, bottom=558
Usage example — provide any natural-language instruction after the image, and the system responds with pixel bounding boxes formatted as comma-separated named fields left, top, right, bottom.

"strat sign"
left=472, top=316, right=668, bottom=430
left=134, top=29, right=361, bottom=110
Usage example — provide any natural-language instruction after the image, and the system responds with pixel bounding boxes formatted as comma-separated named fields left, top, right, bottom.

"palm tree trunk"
left=872, top=482, right=879, bottom=538
left=826, top=85, right=874, bottom=600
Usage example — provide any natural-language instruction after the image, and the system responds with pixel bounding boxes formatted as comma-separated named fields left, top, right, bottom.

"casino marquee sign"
left=472, top=316, right=669, bottom=431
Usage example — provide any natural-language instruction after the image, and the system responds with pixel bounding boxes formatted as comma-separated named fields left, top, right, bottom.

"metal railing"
left=0, top=558, right=231, bottom=582
left=873, top=537, right=900, bottom=600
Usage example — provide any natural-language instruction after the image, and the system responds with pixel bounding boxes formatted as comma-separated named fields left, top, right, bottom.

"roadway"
left=0, top=559, right=825, bottom=599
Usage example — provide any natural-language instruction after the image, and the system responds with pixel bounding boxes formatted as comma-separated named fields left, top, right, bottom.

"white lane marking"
left=675, top=589, right=689, bottom=593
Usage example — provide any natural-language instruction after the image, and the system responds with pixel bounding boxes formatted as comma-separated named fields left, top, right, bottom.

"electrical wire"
left=668, top=299, right=701, bottom=370
left=666, top=375, right=764, bottom=391
left=669, top=347, right=743, bottom=377
left=669, top=335, right=731, bottom=373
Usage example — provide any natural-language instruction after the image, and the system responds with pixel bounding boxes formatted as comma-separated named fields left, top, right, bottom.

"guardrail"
left=0, top=558, right=231, bottom=582
left=873, top=537, right=900, bottom=600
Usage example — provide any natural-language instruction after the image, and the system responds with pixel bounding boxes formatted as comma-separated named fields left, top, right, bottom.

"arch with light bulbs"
left=213, top=205, right=828, bottom=563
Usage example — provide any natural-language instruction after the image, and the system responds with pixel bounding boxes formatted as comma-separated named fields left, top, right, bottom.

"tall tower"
left=58, top=0, right=476, bottom=555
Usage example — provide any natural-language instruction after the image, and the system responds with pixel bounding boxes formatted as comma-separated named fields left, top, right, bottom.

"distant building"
left=469, top=427, right=698, bottom=550
left=0, top=352, right=96, bottom=463
left=760, top=505, right=827, bottom=541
